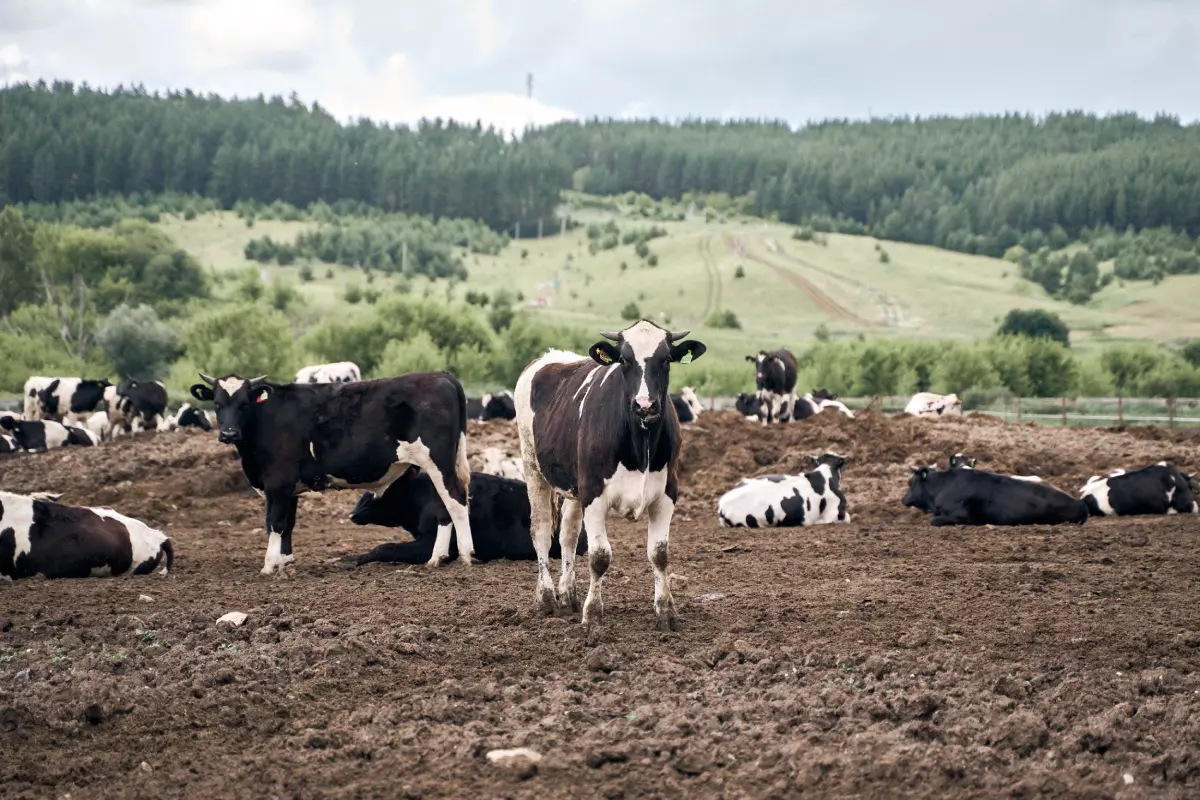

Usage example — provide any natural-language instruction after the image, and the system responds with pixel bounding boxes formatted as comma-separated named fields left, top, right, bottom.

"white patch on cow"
left=156, top=414, right=172, bottom=432
left=679, top=386, right=703, bottom=418
left=90, top=565, right=113, bottom=577
left=604, top=464, right=668, bottom=523
left=515, top=349, right=587, bottom=480
left=1166, top=486, right=1176, bottom=514
left=818, top=399, right=855, bottom=418
left=295, top=361, right=361, bottom=384
left=90, top=507, right=169, bottom=575
left=622, top=320, right=668, bottom=405
left=262, top=532, right=291, bottom=574
left=429, top=523, right=454, bottom=565
left=387, top=438, right=473, bottom=566
left=481, top=393, right=493, bottom=408
left=598, top=362, right=620, bottom=390
left=574, top=366, right=602, bottom=417
left=0, top=492, right=36, bottom=570
left=86, top=411, right=108, bottom=441
left=42, top=421, right=70, bottom=450
left=81, top=428, right=100, bottom=445
left=308, top=441, right=316, bottom=459
left=1079, top=478, right=1115, bottom=516
left=1157, top=461, right=1168, bottom=467
left=217, top=378, right=245, bottom=396
left=1011, top=475, right=1044, bottom=483
left=717, top=465, right=845, bottom=528
left=482, top=447, right=505, bottom=477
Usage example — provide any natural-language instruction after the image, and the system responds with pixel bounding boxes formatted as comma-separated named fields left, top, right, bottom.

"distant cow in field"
left=350, top=470, right=588, bottom=564
left=165, top=403, right=213, bottom=432
left=481, top=447, right=524, bottom=481
left=670, top=386, right=704, bottom=423
left=905, top=392, right=963, bottom=419
left=36, top=378, right=111, bottom=425
left=902, top=465, right=1088, bottom=526
left=0, top=491, right=173, bottom=579
left=793, top=392, right=856, bottom=420
left=1079, top=462, right=1198, bottom=517
left=949, top=453, right=1043, bottom=482
left=23, top=377, right=52, bottom=420
left=295, top=361, right=362, bottom=384
left=515, top=320, right=706, bottom=631
left=467, top=391, right=518, bottom=421
left=190, top=371, right=474, bottom=573
left=718, top=452, right=850, bottom=528
left=746, top=348, right=798, bottom=424
left=0, top=416, right=97, bottom=451
left=114, top=379, right=169, bottom=432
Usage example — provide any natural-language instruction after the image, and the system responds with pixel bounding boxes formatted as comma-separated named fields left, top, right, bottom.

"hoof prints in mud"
left=1, top=413, right=1198, bottom=797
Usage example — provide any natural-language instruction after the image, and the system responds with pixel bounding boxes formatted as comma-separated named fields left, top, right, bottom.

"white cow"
left=295, top=361, right=362, bottom=384
left=904, top=392, right=962, bottom=419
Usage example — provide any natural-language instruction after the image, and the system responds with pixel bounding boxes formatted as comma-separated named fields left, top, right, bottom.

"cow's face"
left=588, top=320, right=705, bottom=428
left=902, top=467, right=935, bottom=510
left=349, top=492, right=381, bottom=525
left=745, top=352, right=770, bottom=387
left=735, top=393, right=762, bottom=416
left=35, top=380, right=61, bottom=416
left=949, top=453, right=976, bottom=469
left=189, top=373, right=271, bottom=444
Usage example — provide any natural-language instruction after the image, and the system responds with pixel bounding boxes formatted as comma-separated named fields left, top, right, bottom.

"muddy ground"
left=1, top=411, right=1199, bottom=799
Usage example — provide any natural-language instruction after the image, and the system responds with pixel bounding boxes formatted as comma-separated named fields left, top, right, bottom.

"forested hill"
left=3, top=82, right=1200, bottom=258
left=0, top=82, right=569, bottom=229
left=531, top=116, right=1200, bottom=255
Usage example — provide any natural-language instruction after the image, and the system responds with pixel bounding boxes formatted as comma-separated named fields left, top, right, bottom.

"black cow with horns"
left=515, top=319, right=706, bottom=631
left=190, top=371, right=474, bottom=574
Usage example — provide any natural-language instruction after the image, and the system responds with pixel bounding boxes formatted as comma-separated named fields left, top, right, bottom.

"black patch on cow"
left=807, top=471, right=827, bottom=495
left=1, top=499, right=139, bottom=579
left=671, top=394, right=694, bottom=423
left=0, top=525, right=15, bottom=575
left=744, top=514, right=758, bottom=528
left=116, top=380, right=168, bottom=425
left=779, top=488, right=807, bottom=526
left=1, top=418, right=49, bottom=451
left=764, top=505, right=775, bottom=524
left=819, top=497, right=827, bottom=514
left=65, top=427, right=94, bottom=447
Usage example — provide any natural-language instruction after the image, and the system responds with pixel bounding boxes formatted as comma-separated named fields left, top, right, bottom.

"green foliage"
left=267, top=277, right=301, bottom=311
left=1136, top=357, right=1200, bottom=398
left=183, top=304, right=296, bottom=379
left=96, top=303, right=180, bottom=380
left=997, top=309, right=1070, bottom=346
left=855, top=344, right=902, bottom=396
left=647, top=253, right=659, bottom=267
left=0, top=207, right=38, bottom=315
left=1101, top=345, right=1162, bottom=393
left=464, top=290, right=490, bottom=307
left=1180, top=340, right=1200, bottom=369
left=620, top=301, right=641, bottom=320
left=704, top=310, right=741, bottom=329
left=377, top=332, right=444, bottom=377
left=734, top=265, right=745, bottom=279
left=298, top=264, right=314, bottom=282
left=343, top=284, right=364, bottom=304
left=934, top=344, right=999, bottom=394
left=878, top=249, right=890, bottom=264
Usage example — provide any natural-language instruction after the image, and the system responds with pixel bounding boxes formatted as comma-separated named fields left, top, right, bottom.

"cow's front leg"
left=262, top=489, right=297, bottom=575
left=646, top=494, right=678, bottom=632
left=581, top=499, right=611, bottom=629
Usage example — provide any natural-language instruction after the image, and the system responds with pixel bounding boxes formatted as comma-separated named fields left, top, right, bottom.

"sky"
left=2, top=0, right=1199, bottom=135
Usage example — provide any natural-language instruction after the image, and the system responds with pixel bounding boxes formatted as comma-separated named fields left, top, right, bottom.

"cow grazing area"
left=1, top=412, right=1199, bottom=798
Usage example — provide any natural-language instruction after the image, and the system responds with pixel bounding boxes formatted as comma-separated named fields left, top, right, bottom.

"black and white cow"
left=0, top=433, right=18, bottom=454
left=735, top=392, right=764, bottom=420
left=36, top=378, right=111, bottom=425
left=0, top=416, right=97, bottom=450
left=746, top=348, right=798, bottom=424
left=905, top=392, right=963, bottom=418
left=811, top=388, right=839, bottom=402
left=0, top=491, right=173, bottom=579
left=949, top=453, right=1043, bottom=482
left=1079, top=462, right=1199, bottom=517
left=167, top=403, right=213, bottom=432
left=793, top=392, right=856, bottom=420
left=515, top=320, right=706, bottom=631
left=350, top=470, right=589, bottom=564
left=295, top=361, right=362, bottom=384
left=467, top=391, right=518, bottom=421
left=669, top=386, right=703, bottom=423
left=482, top=447, right=525, bottom=480
left=23, top=377, right=52, bottom=420
left=115, top=379, right=169, bottom=430
left=902, top=465, right=1088, bottom=526
left=190, top=371, right=474, bottom=573
left=718, top=452, right=850, bottom=528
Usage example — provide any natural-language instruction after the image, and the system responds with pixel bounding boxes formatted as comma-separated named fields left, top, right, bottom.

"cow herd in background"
left=1, top=326, right=1196, bottom=633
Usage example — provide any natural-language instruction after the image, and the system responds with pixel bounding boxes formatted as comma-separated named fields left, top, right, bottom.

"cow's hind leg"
left=556, top=497, right=584, bottom=613
left=647, top=495, right=678, bottom=631
left=526, top=469, right=558, bottom=614
left=398, top=437, right=475, bottom=566
left=581, top=499, right=611, bottom=629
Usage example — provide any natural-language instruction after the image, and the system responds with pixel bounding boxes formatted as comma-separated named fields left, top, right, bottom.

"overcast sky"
left=2, top=0, right=1198, bottom=135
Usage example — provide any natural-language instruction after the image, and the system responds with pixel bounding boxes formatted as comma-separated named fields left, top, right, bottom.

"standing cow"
left=190, top=371, right=474, bottom=573
left=35, top=378, right=111, bottom=425
left=515, top=320, right=706, bottom=631
left=114, top=379, right=169, bottom=431
left=295, top=361, right=362, bottom=384
left=746, top=349, right=798, bottom=424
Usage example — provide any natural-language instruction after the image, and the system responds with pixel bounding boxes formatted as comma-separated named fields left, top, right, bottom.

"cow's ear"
left=589, top=341, right=620, bottom=365
left=744, top=355, right=756, bottom=362
left=254, top=385, right=274, bottom=404
left=190, top=384, right=214, bottom=402
left=670, top=340, right=706, bottom=364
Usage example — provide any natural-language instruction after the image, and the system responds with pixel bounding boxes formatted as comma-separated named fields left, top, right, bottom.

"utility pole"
left=526, top=73, right=534, bottom=132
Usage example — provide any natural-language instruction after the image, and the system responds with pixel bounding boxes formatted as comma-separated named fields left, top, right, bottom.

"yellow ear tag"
left=597, top=350, right=612, bottom=364
left=680, top=351, right=693, bottom=364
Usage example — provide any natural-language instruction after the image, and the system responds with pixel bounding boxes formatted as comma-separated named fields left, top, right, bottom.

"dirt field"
left=2, top=412, right=1199, bottom=799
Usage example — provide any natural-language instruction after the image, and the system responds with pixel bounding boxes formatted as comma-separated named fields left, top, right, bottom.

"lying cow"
left=746, top=348, right=798, bottom=423
left=0, top=416, right=97, bottom=450
left=670, top=386, right=704, bottom=423
left=718, top=452, right=850, bottom=528
left=1, top=433, right=18, bottom=454
left=1080, top=462, right=1199, bottom=517
left=736, top=392, right=853, bottom=421
left=481, top=447, right=524, bottom=481
left=295, top=361, right=362, bottom=384
left=949, top=453, right=1042, bottom=482
left=191, top=371, right=474, bottom=573
left=0, top=491, right=173, bottom=579
left=170, top=403, right=213, bottom=432
left=350, top=470, right=588, bottom=564
left=905, top=392, right=962, bottom=418
left=466, top=391, right=518, bottom=421
left=902, top=465, right=1088, bottom=526
left=36, top=378, right=111, bottom=425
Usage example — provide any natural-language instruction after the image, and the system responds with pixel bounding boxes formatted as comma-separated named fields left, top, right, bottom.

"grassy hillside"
left=157, top=210, right=1200, bottom=366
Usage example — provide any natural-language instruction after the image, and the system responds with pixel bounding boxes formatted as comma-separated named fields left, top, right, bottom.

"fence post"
left=1016, top=396, right=1022, bottom=424
left=1117, top=395, right=1124, bottom=427
left=1061, top=396, right=1067, bottom=426
left=1168, top=396, right=1176, bottom=429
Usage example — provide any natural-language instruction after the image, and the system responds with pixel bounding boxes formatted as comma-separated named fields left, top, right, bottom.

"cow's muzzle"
left=218, top=428, right=240, bottom=444
left=632, top=396, right=660, bottom=425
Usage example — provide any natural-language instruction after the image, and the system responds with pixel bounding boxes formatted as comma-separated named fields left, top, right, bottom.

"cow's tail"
left=160, top=538, right=174, bottom=575
left=448, top=372, right=471, bottom=499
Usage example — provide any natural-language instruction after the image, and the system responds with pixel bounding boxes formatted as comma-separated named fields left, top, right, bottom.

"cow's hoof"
left=457, top=553, right=475, bottom=567
left=581, top=600, right=603, bottom=629
left=657, top=611, right=679, bottom=633
left=559, top=586, right=581, bottom=614
left=425, top=555, right=449, bottom=569
left=535, top=586, right=558, bottom=616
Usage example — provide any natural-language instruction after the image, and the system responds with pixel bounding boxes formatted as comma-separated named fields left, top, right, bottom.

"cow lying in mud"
left=1079, top=462, right=1199, bottom=517
left=350, top=470, right=588, bottom=565
left=0, top=491, right=172, bottom=579
left=902, top=465, right=1088, bottom=526
left=718, top=453, right=850, bottom=528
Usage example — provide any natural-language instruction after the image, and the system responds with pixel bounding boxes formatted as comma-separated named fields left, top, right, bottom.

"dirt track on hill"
left=1, top=412, right=1199, bottom=798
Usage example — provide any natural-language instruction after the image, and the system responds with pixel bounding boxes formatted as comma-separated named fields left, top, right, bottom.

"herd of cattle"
left=2, top=322, right=1196, bottom=631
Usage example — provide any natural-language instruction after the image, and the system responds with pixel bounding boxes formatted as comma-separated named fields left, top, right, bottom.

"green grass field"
left=156, top=209, right=1200, bottom=367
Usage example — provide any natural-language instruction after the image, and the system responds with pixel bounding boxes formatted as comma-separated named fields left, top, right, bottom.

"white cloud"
left=0, top=43, right=30, bottom=84
left=184, top=0, right=320, bottom=71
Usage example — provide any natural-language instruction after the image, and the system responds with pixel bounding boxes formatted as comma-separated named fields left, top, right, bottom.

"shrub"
left=344, top=284, right=364, bottom=304
left=267, top=278, right=301, bottom=311
left=879, top=249, right=890, bottom=264
left=96, top=304, right=180, bottom=381
left=620, top=301, right=641, bottom=321
left=734, top=265, right=746, bottom=279
left=647, top=253, right=659, bottom=267
left=997, top=309, right=1070, bottom=346
left=1181, top=340, right=1200, bottom=368
left=704, top=310, right=741, bottom=329
left=183, top=207, right=197, bottom=221
left=298, top=264, right=314, bottom=282
left=376, top=332, right=444, bottom=377
left=183, top=304, right=296, bottom=379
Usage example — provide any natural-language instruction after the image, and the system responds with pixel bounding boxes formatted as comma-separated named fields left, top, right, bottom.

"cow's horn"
left=197, top=372, right=216, bottom=384
left=248, top=375, right=268, bottom=385
left=668, top=330, right=691, bottom=342
left=599, top=331, right=621, bottom=341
